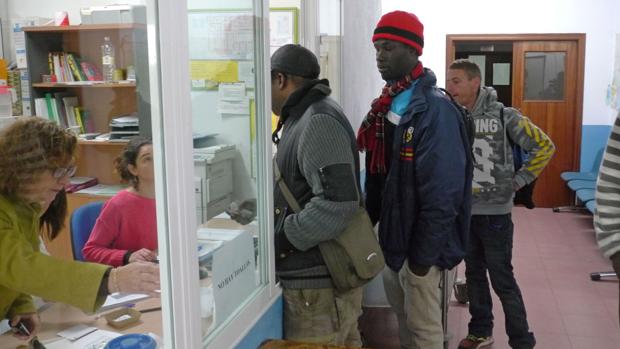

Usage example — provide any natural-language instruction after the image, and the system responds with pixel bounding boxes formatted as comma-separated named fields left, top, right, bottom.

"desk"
left=0, top=298, right=162, bottom=349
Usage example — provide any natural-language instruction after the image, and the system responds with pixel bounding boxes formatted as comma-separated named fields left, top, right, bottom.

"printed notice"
left=211, top=232, right=256, bottom=326
left=468, top=55, right=486, bottom=86
left=217, top=83, right=249, bottom=115
left=238, top=61, right=255, bottom=86
left=493, top=63, right=511, bottom=86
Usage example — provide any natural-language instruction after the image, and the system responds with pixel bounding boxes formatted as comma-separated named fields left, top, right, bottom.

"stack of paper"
left=75, top=184, right=125, bottom=197
left=110, top=114, right=139, bottom=140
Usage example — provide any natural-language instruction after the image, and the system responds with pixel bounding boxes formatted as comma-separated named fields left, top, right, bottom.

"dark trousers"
left=465, top=214, right=536, bottom=349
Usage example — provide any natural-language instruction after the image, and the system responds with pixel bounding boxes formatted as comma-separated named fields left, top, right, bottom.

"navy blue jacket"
left=366, top=69, right=472, bottom=271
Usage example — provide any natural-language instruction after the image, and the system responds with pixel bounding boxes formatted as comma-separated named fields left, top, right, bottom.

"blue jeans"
left=465, top=214, right=536, bottom=349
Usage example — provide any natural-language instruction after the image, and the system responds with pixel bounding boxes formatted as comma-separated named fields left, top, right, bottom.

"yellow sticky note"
left=190, top=60, right=238, bottom=82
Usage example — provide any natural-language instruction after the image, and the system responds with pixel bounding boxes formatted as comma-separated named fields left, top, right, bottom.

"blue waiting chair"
left=576, top=188, right=595, bottom=203
left=70, top=201, right=105, bottom=261
left=568, top=180, right=596, bottom=192
left=560, top=148, right=603, bottom=182
left=585, top=200, right=596, bottom=214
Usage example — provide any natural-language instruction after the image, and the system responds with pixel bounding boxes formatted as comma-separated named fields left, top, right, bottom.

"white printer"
left=194, top=144, right=236, bottom=223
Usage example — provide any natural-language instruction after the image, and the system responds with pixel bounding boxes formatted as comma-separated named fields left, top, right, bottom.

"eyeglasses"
left=52, top=165, right=77, bottom=179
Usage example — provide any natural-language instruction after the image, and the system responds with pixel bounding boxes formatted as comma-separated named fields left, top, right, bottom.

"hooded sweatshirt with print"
left=470, top=87, right=555, bottom=215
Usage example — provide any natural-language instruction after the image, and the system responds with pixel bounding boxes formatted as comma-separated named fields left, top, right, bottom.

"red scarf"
left=357, top=62, right=424, bottom=174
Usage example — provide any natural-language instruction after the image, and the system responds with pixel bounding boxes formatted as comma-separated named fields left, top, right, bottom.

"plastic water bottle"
left=101, top=36, right=116, bottom=81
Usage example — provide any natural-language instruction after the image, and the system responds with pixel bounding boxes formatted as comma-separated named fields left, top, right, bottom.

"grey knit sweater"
left=274, top=80, right=360, bottom=289
left=594, top=112, right=620, bottom=261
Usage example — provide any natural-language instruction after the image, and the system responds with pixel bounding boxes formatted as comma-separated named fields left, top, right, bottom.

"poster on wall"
left=269, top=8, right=298, bottom=55
left=188, top=11, right=254, bottom=60
left=468, top=55, right=486, bottom=86
left=607, top=34, right=620, bottom=111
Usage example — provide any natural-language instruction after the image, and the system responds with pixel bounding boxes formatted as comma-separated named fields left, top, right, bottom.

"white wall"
left=381, top=0, right=620, bottom=125
left=7, top=0, right=146, bottom=64
left=318, top=0, right=340, bottom=35
left=9, top=0, right=146, bottom=24
left=342, top=0, right=382, bottom=133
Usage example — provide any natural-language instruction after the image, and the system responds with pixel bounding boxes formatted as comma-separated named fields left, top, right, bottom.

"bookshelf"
left=24, top=24, right=151, bottom=260
left=32, top=82, right=136, bottom=88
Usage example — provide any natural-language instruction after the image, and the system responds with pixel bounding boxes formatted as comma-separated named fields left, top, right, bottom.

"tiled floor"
left=358, top=207, right=620, bottom=348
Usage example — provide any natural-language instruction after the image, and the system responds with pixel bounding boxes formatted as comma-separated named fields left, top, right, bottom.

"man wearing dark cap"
left=271, top=44, right=364, bottom=345
left=358, top=11, right=473, bottom=349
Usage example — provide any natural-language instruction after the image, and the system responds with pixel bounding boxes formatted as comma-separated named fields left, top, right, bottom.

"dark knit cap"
left=372, top=11, right=424, bottom=56
left=271, top=44, right=320, bottom=79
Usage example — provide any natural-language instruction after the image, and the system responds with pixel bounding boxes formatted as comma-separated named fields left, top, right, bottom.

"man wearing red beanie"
left=358, top=10, right=473, bottom=349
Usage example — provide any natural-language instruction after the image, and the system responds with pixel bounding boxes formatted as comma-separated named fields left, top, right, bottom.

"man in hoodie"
left=447, top=59, right=555, bottom=349
left=359, top=11, right=473, bottom=349
left=270, top=44, right=363, bottom=346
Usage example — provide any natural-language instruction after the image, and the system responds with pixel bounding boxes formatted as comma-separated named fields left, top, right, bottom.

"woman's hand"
left=109, top=262, right=160, bottom=297
left=128, top=248, right=157, bottom=263
left=10, top=313, right=40, bottom=341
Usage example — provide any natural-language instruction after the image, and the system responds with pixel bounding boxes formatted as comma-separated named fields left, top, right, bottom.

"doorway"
left=446, top=34, right=586, bottom=207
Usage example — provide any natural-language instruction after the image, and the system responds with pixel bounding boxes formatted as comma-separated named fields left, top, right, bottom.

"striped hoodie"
left=594, top=112, right=620, bottom=261
left=470, top=87, right=555, bottom=215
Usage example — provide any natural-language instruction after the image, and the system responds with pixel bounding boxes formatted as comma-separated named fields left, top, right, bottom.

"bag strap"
left=273, top=157, right=302, bottom=213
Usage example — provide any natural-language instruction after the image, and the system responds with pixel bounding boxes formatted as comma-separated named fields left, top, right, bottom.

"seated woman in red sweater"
left=83, top=137, right=157, bottom=267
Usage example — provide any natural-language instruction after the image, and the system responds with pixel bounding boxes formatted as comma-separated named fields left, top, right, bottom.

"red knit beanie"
left=372, top=11, right=424, bottom=56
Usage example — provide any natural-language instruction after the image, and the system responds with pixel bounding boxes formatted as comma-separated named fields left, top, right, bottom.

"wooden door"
left=513, top=41, right=581, bottom=207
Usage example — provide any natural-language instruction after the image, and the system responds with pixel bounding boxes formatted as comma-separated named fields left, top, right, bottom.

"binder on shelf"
left=34, top=98, right=49, bottom=118
left=8, top=71, right=22, bottom=116
left=53, top=92, right=73, bottom=127
left=44, top=93, right=60, bottom=125
left=19, top=70, right=31, bottom=116
left=61, top=96, right=80, bottom=129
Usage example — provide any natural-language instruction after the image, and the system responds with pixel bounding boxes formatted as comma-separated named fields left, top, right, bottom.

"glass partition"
left=186, top=0, right=271, bottom=341
left=524, top=51, right=565, bottom=100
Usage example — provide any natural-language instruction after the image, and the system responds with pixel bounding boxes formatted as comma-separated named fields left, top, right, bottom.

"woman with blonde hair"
left=0, top=117, right=160, bottom=342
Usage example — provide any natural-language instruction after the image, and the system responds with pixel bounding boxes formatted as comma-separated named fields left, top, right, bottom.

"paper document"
left=0, top=319, right=10, bottom=336
left=57, top=324, right=97, bottom=341
left=76, top=184, right=125, bottom=196
left=43, top=329, right=121, bottom=349
left=98, top=292, right=149, bottom=312
left=217, top=98, right=250, bottom=115
left=218, top=82, right=246, bottom=101
left=237, top=61, right=255, bottom=86
left=197, top=228, right=245, bottom=241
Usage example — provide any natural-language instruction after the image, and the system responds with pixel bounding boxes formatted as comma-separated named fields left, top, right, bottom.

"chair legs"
left=590, top=271, right=618, bottom=281
left=553, top=206, right=588, bottom=212
left=553, top=193, right=589, bottom=212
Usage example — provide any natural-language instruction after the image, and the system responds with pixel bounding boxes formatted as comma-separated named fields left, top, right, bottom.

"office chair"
left=70, top=201, right=105, bottom=261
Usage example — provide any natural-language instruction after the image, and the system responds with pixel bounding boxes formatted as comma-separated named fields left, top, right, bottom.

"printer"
left=194, top=144, right=236, bottom=224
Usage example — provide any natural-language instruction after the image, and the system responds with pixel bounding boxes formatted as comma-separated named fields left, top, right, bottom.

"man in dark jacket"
left=270, top=44, right=363, bottom=346
left=358, top=11, right=473, bottom=349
